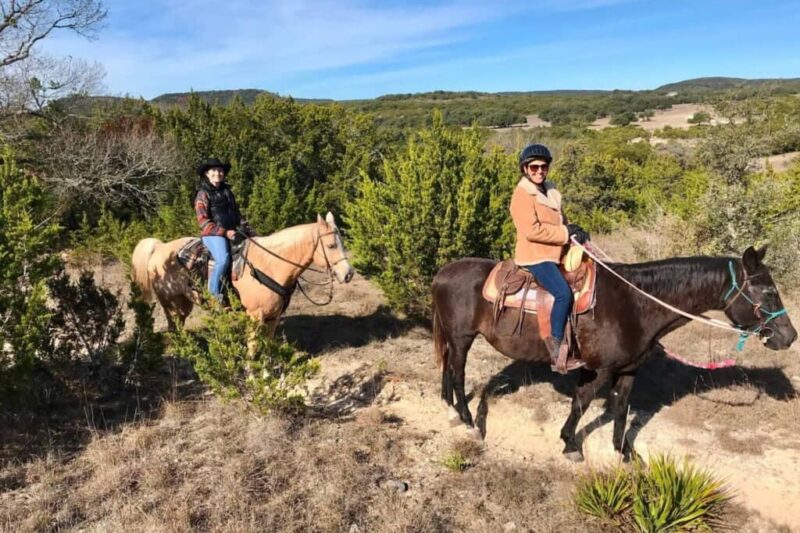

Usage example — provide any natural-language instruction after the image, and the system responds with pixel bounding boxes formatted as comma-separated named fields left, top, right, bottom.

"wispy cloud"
left=43, top=0, right=534, bottom=97
left=36, top=0, right=800, bottom=99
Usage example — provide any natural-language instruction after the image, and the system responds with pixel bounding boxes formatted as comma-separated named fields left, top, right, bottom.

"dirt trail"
left=301, top=274, right=800, bottom=531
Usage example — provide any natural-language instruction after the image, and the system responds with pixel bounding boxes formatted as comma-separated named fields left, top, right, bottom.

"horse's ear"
left=756, top=244, right=768, bottom=263
left=325, top=211, right=336, bottom=226
left=742, top=246, right=761, bottom=273
left=316, top=213, right=324, bottom=224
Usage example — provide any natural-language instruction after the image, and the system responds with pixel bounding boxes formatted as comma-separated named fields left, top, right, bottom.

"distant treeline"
left=134, top=77, right=800, bottom=130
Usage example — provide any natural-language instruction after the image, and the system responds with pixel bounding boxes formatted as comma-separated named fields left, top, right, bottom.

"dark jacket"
left=195, top=180, right=242, bottom=236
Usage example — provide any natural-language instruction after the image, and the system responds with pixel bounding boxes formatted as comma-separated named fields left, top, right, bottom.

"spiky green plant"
left=631, top=455, right=731, bottom=533
left=575, top=455, right=732, bottom=533
left=574, top=467, right=633, bottom=526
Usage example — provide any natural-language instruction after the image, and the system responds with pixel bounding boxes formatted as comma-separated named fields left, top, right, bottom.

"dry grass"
left=0, top=398, right=604, bottom=533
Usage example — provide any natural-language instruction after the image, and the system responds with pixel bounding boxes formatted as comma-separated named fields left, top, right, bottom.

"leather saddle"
left=176, top=236, right=250, bottom=288
left=481, top=245, right=597, bottom=339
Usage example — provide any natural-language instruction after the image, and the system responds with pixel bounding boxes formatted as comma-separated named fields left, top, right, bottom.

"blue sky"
left=40, top=0, right=800, bottom=100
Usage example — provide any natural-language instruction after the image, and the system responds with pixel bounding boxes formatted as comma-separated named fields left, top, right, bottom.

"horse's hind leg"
left=560, top=368, right=612, bottom=462
left=610, top=371, right=637, bottom=461
left=449, top=334, right=477, bottom=427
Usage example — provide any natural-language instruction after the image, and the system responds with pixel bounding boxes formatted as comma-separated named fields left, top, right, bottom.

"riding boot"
left=544, top=336, right=586, bottom=374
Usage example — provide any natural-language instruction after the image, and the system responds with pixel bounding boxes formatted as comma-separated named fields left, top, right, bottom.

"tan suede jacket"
left=509, top=178, right=569, bottom=266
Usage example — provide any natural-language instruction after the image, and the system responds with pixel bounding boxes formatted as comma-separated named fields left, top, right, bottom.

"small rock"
left=381, top=479, right=409, bottom=493
left=504, top=521, right=517, bottom=532
left=348, top=524, right=362, bottom=533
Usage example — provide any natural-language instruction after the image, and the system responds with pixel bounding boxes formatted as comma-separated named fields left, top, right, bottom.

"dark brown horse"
left=432, top=246, right=796, bottom=461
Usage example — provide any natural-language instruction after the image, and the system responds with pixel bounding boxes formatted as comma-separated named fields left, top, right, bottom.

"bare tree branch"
left=37, top=122, right=185, bottom=213
left=0, top=51, right=104, bottom=114
left=0, top=0, right=106, bottom=69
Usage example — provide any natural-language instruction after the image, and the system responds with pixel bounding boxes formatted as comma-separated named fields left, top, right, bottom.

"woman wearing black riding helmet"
left=509, top=143, right=590, bottom=373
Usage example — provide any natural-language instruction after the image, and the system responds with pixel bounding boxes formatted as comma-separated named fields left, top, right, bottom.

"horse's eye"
left=327, top=242, right=337, bottom=249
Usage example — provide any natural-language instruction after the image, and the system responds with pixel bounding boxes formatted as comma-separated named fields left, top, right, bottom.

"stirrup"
left=550, top=342, right=586, bottom=374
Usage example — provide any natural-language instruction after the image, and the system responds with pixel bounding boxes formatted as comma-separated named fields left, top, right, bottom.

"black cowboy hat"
left=197, top=157, right=231, bottom=177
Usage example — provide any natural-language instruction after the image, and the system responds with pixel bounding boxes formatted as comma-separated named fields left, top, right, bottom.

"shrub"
left=441, top=451, right=472, bottom=472
left=681, top=173, right=800, bottom=284
left=119, top=282, right=165, bottom=385
left=45, top=269, right=125, bottom=365
left=168, top=296, right=318, bottom=413
left=574, top=455, right=731, bottom=533
left=0, top=147, right=61, bottom=389
left=347, top=111, right=516, bottom=315
left=687, top=111, right=712, bottom=124
left=696, top=123, right=766, bottom=185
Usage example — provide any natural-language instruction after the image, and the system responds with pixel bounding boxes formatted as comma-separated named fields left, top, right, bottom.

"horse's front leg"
left=560, top=368, right=612, bottom=462
left=610, top=371, right=637, bottom=462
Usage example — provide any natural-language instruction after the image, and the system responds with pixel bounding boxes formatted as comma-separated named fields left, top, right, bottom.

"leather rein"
left=237, top=227, right=348, bottom=307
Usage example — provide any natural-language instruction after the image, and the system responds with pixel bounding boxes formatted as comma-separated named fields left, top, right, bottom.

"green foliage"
left=0, top=147, right=61, bottom=382
left=554, top=141, right=663, bottom=232
left=168, top=296, right=319, bottom=413
left=696, top=123, right=766, bottom=185
left=45, top=269, right=125, bottom=365
left=575, top=469, right=633, bottom=525
left=574, top=455, right=731, bottom=533
left=611, top=111, right=638, bottom=126
left=119, top=282, right=165, bottom=384
left=70, top=205, right=150, bottom=264
left=440, top=451, right=473, bottom=472
left=687, top=111, right=712, bottom=124
left=631, top=455, right=730, bottom=533
left=71, top=188, right=196, bottom=265
left=160, top=94, right=385, bottom=234
left=346, top=112, right=516, bottom=315
left=680, top=171, right=800, bottom=284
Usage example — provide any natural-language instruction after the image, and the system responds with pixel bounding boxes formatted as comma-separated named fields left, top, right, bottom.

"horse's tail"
left=131, top=238, right=161, bottom=302
left=433, top=301, right=449, bottom=371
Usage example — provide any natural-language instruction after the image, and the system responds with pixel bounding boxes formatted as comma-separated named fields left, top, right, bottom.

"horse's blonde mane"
left=254, top=222, right=318, bottom=254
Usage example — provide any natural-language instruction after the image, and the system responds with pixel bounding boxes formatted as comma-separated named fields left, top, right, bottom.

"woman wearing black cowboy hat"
left=193, top=158, right=253, bottom=303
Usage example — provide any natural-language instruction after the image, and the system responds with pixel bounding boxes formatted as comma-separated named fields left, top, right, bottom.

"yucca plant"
left=574, top=467, right=633, bottom=527
left=575, top=455, right=732, bottom=533
left=631, top=455, right=731, bottom=533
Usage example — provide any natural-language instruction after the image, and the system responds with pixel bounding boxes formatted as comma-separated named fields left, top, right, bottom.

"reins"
left=237, top=227, right=347, bottom=306
left=573, top=238, right=785, bottom=354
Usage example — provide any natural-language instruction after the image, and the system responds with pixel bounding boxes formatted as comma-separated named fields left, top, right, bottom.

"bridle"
left=575, top=239, right=786, bottom=351
left=722, top=261, right=787, bottom=344
left=238, top=227, right=349, bottom=306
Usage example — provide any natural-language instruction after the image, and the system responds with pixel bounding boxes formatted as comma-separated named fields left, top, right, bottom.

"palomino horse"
left=132, top=212, right=354, bottom=333
left=432, top=246, right=796, bottom=461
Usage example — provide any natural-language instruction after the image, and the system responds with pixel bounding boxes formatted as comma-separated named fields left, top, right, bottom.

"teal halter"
left=723, top=261, right=787, bottom=350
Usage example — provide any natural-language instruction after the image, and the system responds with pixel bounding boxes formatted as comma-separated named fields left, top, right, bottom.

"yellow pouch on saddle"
left=562, top=244, right=584, bottom=272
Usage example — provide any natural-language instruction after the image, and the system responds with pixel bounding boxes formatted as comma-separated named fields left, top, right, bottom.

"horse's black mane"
left=609, top=256, right=732, bottom=308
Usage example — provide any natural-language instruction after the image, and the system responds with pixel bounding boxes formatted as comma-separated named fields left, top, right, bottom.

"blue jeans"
left=202, top=236, right=230, bottom=301
left=524, top=262, right=573, bottom=341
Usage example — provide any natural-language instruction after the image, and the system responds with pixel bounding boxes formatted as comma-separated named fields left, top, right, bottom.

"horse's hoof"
left=447, top=408, right=462, bottom=427
left=563, top=450, right=584, bottom=463
left=466, top=427, right=483, bottom=441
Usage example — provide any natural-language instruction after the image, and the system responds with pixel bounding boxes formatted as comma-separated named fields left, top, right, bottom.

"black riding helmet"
left=519, top=143, right=552, bottom=172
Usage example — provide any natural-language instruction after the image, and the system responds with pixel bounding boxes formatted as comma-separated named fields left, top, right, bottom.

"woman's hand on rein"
left=566, top=223, right=590, bottom=244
